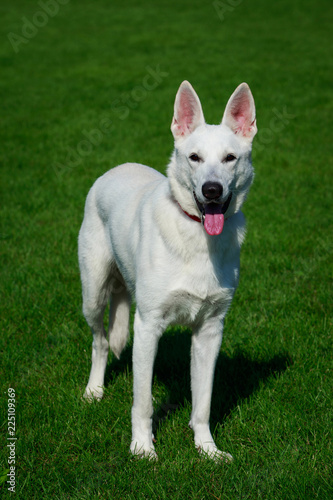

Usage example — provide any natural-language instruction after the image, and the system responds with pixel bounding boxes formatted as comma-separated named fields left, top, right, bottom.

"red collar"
left=177, top=203, right=202, bottom=223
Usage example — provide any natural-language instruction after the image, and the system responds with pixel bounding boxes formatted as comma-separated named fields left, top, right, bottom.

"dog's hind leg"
left=79, top=221, right=114, bottom=401
left=81, top=275, right=110, bottom=401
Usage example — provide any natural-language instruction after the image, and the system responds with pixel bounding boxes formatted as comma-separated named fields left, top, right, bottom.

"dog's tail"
left=108, top=288, right=131, bottom=359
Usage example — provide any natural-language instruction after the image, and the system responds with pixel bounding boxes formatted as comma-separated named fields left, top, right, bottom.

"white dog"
left=79, top=80, right=257, bottom=461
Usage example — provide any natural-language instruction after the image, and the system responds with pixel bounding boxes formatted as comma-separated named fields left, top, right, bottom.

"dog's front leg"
left=130, top=311, right=160, bottom=459
left=190, top=318, right=233, bottom=462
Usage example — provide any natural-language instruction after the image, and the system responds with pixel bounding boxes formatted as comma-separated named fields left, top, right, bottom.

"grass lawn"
left=1, top=0, right=332, bottom=498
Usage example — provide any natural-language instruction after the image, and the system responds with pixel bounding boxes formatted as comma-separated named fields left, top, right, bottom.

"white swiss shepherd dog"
left=79, top=80, right=257, bottom=461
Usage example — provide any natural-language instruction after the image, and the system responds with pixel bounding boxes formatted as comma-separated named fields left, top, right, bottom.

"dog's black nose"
left=202, top=182, right=223, bottom=200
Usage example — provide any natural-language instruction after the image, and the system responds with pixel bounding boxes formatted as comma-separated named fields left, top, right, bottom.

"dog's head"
left=167, top=81, right=257, bottom=236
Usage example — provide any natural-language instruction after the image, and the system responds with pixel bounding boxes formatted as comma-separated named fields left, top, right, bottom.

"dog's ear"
left=171, top=81, right=205, bottom=141
left=222, top=83, right=257, bottom=140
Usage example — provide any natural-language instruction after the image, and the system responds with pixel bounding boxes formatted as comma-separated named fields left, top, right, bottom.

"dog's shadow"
left=105, top=326, right=291, bottom=435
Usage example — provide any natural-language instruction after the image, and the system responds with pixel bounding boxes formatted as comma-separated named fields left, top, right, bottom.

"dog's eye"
left=225, top=154, right=236, bottom=163
left=189, top=154, right=200, bottom=162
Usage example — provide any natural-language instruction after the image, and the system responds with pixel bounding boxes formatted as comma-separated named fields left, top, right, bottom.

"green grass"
left=1, top=0, right=332, bottom=498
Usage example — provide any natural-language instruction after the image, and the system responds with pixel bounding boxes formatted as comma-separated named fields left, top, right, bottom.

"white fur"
left=79, top=81, right=257, bottom=460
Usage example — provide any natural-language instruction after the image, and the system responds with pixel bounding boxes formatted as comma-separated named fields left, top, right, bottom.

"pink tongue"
left=204, top=205, right=224, bottom=235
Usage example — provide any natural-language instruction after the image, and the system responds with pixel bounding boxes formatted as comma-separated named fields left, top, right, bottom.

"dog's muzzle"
left=194, top=190, right=232, bottom=220
left=193, top=188, right=232, bottom=236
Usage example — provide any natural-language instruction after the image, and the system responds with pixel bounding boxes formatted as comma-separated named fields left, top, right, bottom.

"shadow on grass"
left=105, top=326, right=292, bottom=435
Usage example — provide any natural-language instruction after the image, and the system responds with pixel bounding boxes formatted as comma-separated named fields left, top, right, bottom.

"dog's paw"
left=83, top=386, right=104, bottom=402
left=197, top=446, right=233, bottom=463
left=197, top=446, right=234, bottom=463
left=130, top=440, right=157, bottom=460
left=190, top=421, right=233, bottom=463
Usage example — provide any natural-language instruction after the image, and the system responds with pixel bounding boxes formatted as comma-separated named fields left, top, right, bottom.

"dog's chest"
left=161, top=257, right=236, bottom=327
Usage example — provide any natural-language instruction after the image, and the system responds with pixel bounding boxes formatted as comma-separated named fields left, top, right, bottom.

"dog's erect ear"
left=222, top=83, right=257, bottom=140
left=171, top=81, right=205, bottom=141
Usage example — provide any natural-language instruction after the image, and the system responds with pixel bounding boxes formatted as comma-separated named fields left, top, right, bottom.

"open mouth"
left=193, top=191, right=232, bottom=236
